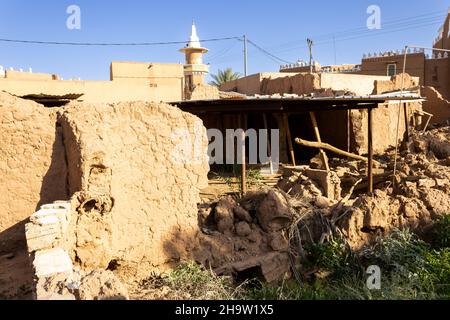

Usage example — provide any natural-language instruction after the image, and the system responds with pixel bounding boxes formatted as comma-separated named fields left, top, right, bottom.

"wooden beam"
left=368, top=107, right=374, bottom=194
left=295, top=138, right=380, bottom=165
left=263, top=114, right=274, bottom=174
left=309, top=112, right=330, bottom=171
left=283, top=113, right=296, bottom=166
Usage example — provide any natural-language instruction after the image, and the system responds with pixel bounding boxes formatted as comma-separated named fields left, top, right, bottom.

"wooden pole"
left=368, top=107, right=374, bottom=194
left=403, top=102, right=410, bottom=142
left=240, top=113, right=247, bottom=195
left=263, top=114, right=274, bottom=174
left=309, top=112, right=330, bottom=171
left=295, top=138, right=380, bottom=165
left=283, top=113, right=296, bottom=166
left=347, top=109, right=351, bottom=153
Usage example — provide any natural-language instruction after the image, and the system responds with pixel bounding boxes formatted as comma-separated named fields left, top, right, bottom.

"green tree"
left=209, top=68, right=241, bottom=87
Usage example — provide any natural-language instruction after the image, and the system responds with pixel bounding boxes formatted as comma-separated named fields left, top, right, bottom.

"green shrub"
left=431, top=214, right=450, bottom=248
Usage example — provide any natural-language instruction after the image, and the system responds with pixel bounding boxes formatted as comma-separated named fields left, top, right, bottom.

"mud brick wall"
left=58, top=101, right=209, bottom=275
left=1, top=92, right=210, bottom=277
left=0, top=92, right=68, bottom=252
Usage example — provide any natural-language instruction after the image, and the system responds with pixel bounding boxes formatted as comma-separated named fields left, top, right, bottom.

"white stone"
left=26, top=222, right=61, bottom=252
left=31, top=206, right=70, bottom=233
left=36, top=215, right=59, bottom=225
left=33, top=248, right=73, bottom=278
left=41, top=202, right=70, bottom=211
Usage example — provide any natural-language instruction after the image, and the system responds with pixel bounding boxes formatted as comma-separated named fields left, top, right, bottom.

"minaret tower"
left=180, top=21, right=209, bottom=93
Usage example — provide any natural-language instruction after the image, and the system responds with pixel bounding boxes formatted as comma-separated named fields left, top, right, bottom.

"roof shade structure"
left=172, top=94, right=423, bottom=195
left=173, top=94, right=422, bottom=114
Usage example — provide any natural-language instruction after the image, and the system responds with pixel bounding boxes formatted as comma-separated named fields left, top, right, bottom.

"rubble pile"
left=185, top=127, right=450, bottom=286
left=194, top=190, right=293, bottom=283
left=276, top=126, right=450, bottom=249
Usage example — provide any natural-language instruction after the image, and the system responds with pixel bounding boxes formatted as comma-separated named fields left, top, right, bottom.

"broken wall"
left=1, top=91, right=210, bottom=282
left=0, top=92, right=68, bottom=252
left=231, top=72, right=422, bottom=155
left=421, top=86, right=450, bottom=124
left=58, top=101, right=209, bottom=275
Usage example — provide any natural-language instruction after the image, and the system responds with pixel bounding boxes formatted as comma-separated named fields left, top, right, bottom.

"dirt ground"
left=0, top=247, right=34, bottom=299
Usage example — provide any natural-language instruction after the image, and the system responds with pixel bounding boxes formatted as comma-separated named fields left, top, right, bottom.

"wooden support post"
left=283, top=113, right=296, bottom=166
left=403, top=102, right=410, bottom=142
left=347, top=109, right=351, bottom=153
left=309, top=111, right=330, bottom=171
left=240, top=113, right=247, bottom=195
left=368, top=107, right=374, bottom=194
left=263, top=114, right=274, bottom=174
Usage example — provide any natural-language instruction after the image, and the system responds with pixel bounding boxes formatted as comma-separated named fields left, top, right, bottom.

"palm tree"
left=209, top=68, right=241, bottom=87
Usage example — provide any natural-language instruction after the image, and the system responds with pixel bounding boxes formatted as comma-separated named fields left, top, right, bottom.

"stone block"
left=304, top=168, right=342, bottom=200
left=25, top=222, right=61, bottom=252
left=33, top=248, right=73, bottom=278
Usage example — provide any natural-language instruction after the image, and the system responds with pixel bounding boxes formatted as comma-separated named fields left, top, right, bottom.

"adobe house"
left=277, top=10, right=450, bottom=124
left=0, top=23, right=211, bottom=105
left=219, top=71, right=422, bottom=162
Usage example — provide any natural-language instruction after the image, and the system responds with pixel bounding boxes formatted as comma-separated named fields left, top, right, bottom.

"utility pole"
left=333, top=34, right=337, bottom=65
left=243, top=35, right=248, bottom=77
left=307, top=38, right=313, bottom=73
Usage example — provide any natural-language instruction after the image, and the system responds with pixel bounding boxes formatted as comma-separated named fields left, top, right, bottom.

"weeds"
left=431, top=214, right=450, bottom=248
left=217, top=164, right=263, bottom=196
left=148, top=228, right=450, bottom=300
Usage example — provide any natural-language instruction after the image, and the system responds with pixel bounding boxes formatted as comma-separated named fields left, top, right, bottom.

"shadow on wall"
left=0, top=122, right=68, bottom=299
left=36, top=122, right=69, bottom=211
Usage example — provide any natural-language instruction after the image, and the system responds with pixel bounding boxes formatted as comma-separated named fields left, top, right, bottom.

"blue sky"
left=0, top=0, right=448, bottom=81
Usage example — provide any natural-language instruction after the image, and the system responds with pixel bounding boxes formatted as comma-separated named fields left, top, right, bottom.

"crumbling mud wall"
left=421, top=86, right=450, bottom=124
left=350, top=73, right=422, bottom=155
left=1, top=92, right=210, bottom=298
left=58, top=101, right=209, bottom=275
left=0, top=92, right=68, bottom=251
left=187, top=84, right=220, bottom=100
left=260, top=73, right=320, bottom=95
left=259, top=73, right=422, bottom=155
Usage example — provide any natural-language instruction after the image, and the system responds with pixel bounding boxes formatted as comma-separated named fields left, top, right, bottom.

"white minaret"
left=180, top=21, right=209, bottom=93
left=187, top=20, right=202, bottom=49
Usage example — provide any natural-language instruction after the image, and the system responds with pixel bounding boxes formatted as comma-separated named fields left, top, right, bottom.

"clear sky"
left=0, top=0, right=448, bottom=81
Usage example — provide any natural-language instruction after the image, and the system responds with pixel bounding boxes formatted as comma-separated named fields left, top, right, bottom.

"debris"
left=76, top=270, right=129, bottom=300
left=256, top=190, right=293, bottom=232
left=295, top=137, right=380, bottom=166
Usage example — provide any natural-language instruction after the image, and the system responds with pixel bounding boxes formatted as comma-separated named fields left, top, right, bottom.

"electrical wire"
left=246, top=39, right=294, bottom=64
left=0, top=36, right=241, bottom=46
left=271, top=12, right=447, bottom=54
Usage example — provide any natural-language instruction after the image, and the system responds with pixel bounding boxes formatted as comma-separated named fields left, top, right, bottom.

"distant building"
left=279, top=10, right=450, bottom=100
left=0, top=22, right=209, bottom=104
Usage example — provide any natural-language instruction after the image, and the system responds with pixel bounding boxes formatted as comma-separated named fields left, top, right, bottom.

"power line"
left=246, top=39, right=293, bottom=64
left=204, top=41, right=239, bottom=63
left=0, top=36, right=241, bottom=46
left=313, top=11, right=447, bottom=41
left=271, top=11, right=447, bottom=54
left=273, top=17, right=444, bottom=55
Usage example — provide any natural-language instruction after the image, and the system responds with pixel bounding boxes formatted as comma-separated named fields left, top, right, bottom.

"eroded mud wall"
left=58, top=101, right=209, bottom=275
left=0, top=92, right=68, bottom=251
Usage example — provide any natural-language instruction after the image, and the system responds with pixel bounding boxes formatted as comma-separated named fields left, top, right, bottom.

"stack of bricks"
left=25, top=201, right=76, bottom=300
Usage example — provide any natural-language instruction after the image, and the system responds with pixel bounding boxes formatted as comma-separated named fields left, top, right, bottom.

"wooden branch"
left=295, top=137, right=380, bottom=166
